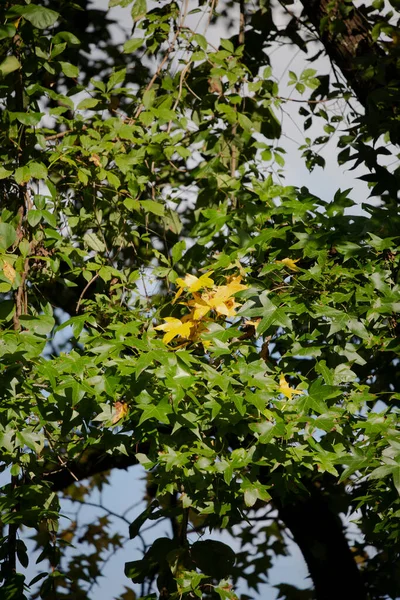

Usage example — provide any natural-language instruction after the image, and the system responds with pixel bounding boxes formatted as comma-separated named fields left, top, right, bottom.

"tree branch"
left=43, top=446, right=141, bottom=492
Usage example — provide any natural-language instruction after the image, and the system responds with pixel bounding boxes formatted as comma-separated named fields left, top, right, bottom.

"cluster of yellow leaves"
left=155, top=272, right=248, bottom=345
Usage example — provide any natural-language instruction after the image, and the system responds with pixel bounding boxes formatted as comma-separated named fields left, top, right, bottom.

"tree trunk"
left=276, top=487, right=366, bottom=600
left=299, top=0, right=383, bottom=107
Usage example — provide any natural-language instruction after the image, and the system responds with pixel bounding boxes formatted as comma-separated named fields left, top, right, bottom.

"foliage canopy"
left=1, top=0, right=400, bottom=599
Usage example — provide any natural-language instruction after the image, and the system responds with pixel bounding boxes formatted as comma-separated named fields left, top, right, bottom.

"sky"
left=5, top=0, right=375, bottom=598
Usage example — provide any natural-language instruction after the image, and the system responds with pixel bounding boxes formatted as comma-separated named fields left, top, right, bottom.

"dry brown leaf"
left=112, top=401, right=128, bottom=424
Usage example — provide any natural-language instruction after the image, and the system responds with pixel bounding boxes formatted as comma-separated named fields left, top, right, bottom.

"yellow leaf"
left=175, top=270, right=214, bottom=292
left=186, top=318, right=209, bottom=344
left=89, top=153, right=102, bottom=167
left=3, top=261, right=16, bottom=284
left=276, top=258, right=300, bottom=271
left=188, top=275, right=247, bottom=319
left=155, top=317, right=194, bottom=344
left=224, top=275, right=248, bottom=295
left=202, top=286, right=240, bottom=317
left=278, top=375, right=304, bottom=400
left=243, top=319, right=260, bottom=329
left=212, top=296, right=240, bottom=317
left=189, top=293, right=211, bottom=320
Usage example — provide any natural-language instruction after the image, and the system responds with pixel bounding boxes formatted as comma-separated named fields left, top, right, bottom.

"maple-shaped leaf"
left=276, top=258, right=300, bottom=271
left=188, top=293, right=212, bottom=320
left=278, top=375, right=304, bottom=400
left=155, top=317, right=194, bottom=344
left=187, top=318, right=210, bottom=343
left=212, top=295, right=240, bottom=317
left=202, top=285, right=242, bottom=317
left=138, top=398, right=172, bottom=425
left=3, top=261, right=16, bottom=283
left=173, top=271, right=214, bottom=302
left=224, top=275, right=248, bottom=295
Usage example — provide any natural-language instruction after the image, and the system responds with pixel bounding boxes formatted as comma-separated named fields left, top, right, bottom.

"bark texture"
left=277, top=488, right=367, bottom=600
left=299, top=0, right=385, bottom=106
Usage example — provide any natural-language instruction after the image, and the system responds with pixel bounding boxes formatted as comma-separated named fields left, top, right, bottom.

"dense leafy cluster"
left=0, top=1, right=400, bottom=599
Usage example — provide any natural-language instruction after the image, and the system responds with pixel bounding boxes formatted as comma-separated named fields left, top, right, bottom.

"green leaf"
left=297, top=381, right=340, bottom=414
left=123, top=38, right=143, bottom=53
left=301, top=68, right=317, bottom=79
left=108, top=68, right=127, bottom=90
left=12, top=4, right=59, bottom=29
left=0, top=56, right=21, bottom=77
left=19, top=315, right=55, bottom=335
left=241, top=479, right=271, bottom=507
left=238, top=113, right=253, bottom=132
left=84, top=232, right=106, bottom=252
left=249, top=421, right=275, bottom=444
left=138, top=398, right=172, bottom=425
left=109, top=0, right=133, bottom=6
left=59, top=62, right=79, bottom=78
left=131, top=0, right=147, bottom=21
left=27, top=210, right=43, bottom=227
left=0, top=166, right=13, bottom=179
left=129, top=502, right=159, bottom=539
left=76, top=97, right=100, bottom=110
left=16, top=429, right=44, bottom=452
left=0, top=25, right=16, bottom=40
left=333, top=364, right=357, bottom=385
left=163, top=210, right=182, bottom=234
left=14, top=166, right=31, bottom=184
left=52, top=31, right=81, bottom=46
left=191, top=540, right=235, bottom=578
left=9, top=112, right=44, bottom=126
left=256, top=294, right=292, bottom=334
left=0, top=223, right=16, bottom=250
left=141, top=200, right=165, bottom=217
left=220, top=38, right=234, bottom=52
left=0, top=300, right=14, bottom=321
left=193, top=33, right=207, bottom=50
left=171, top=240, right=185, bottom=264
left=29, top=162, right=48, bottom=180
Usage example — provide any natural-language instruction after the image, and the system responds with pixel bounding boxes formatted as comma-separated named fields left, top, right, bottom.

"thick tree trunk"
left=277, top=487, right=366, bottom=600
left=299, top=0, right=383, bottom=107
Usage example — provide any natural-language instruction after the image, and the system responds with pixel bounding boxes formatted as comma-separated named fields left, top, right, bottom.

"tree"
left=0, top=1, right=399, bottom=599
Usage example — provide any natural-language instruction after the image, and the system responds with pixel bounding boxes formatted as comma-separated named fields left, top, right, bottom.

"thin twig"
left=7, top=475, right=18, bottom=577
left=45, top=129, right=73, bottom=141
left=69, top=498, right=131, bottom=524
left=167, top=61, right=192, bottom=134
left=76, top=272, right=100, bottom=313
left=134, top=0, right=189, bottom=120
left=44, top=427, right=79, bottom=482
left=276, top=95, right=343, bottom=104
left=230, top=0, right=246, bottom=207
left=13, top=256, right=30, bottom=330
